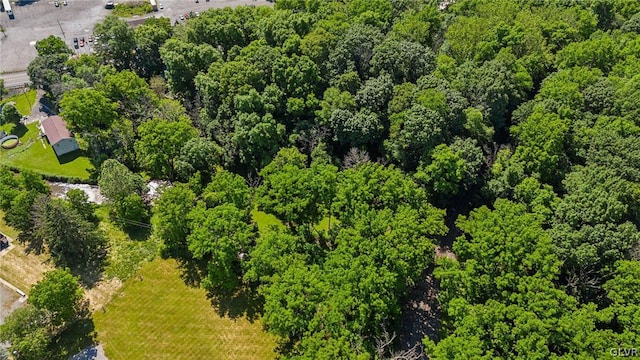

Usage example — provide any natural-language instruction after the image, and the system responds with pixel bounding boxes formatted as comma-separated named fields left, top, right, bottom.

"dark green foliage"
left=32, top=197, right=107, bottom=268
left=1, top=102, right=21, bottom=125
left=14, top=0, right=640, bottom=358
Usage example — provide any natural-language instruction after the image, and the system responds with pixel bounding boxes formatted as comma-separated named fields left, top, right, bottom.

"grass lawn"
left=251, top=208, right=284, bottom=233
left=93, top=259, right=277, bottom=360
left=1, top=89, right=36, bottom=116
left=112, top=1, right=153, bottom=17
left=0, top=122, right=93, bottom=179
left=251, top=208, right=337, bottom=233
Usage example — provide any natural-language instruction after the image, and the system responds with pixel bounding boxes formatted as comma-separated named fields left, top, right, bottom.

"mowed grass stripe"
left=93, top=259, right=276, bottom=360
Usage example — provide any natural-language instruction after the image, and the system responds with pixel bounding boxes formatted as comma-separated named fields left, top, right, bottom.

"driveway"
left=69, top=344, right=108, bottom=360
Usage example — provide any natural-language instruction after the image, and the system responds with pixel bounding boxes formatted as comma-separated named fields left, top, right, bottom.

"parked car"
left=105, top=1, right=114, bottom=9
left=79, top=37, right=85, bottom=47
left=88, top=35, right=93, bottom=42
left=54, top=1, right=59, bottom=7
left=159, top=3, right=163, bottom=9
left=63, top=0, right=67, bottom=5
left=73, top=37, right=79, bottom=49
left=179, top=14, right=184, bottom=20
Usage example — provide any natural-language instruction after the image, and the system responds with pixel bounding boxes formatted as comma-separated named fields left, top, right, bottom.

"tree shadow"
left=71, top=263, right=105, bottom=290
left=175, top=256, right=205, bottom=288
left=123, top=225, right=152, bottom=242
left=5, top=123, right=28, bottom=138
left=15, top=0, right=40, bottom=6
left=39, top=94, right=57, bottom=116
left=49, top=317, right=98, bottom=360
left=207, top=285, right=264, bottom=323
left=170, top=254, right=263, bottom=321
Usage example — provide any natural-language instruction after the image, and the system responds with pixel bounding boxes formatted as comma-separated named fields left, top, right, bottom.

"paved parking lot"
left=0, top=0, right=271, bottom=73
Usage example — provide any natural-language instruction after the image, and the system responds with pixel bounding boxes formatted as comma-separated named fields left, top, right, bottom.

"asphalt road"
left=0, top=70, right=29, bottom=88
left=0, top=0, right=272, bottom=73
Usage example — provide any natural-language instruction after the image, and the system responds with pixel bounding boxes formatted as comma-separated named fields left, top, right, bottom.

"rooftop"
left=41, top=116, right=72, bottom=145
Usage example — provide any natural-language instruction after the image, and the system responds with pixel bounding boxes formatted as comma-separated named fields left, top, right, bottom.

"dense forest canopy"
left=1, top=0, right=640, bottom=358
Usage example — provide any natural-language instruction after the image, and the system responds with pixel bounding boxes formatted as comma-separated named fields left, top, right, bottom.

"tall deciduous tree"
left=153, top=184, right=196, bottom=259
left=29, top=269, right=84, bottom=326
left=59, top=88, right=119, bottom=133
left=135, top=118, right=199, bottom=180
left=93, top=15, right=136, bottom=70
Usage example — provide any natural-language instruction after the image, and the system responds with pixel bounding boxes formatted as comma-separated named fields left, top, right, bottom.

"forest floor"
left=398, top=206, right=460, bottom=358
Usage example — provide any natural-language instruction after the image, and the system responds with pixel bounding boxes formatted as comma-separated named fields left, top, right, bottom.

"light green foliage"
left=511, top=111, right=570, bottom=183
left=160, top=39, right=221, bottom=96
left=35, top=35, right=72, bottom=56
left=113, top=193, right=149, bottom=229
left=95, top=70, right=159, bottom=122
left=555, top=31, right=620, bottom=73
left=29, top=269, right=84, bottom=326
left=391, top=5, right=441, bottom=46
left=257, top=147, right=337, bottom=227
left=463, top=107, right=494, bottom=143
left=135, top=118, right=199, bottom=180
left=416, top=144, right=466, bottom=196
left=93, top=16, right=137, bottom=70
left=0, top=305, right=52, bottom=360
left=426, top=200, right=615, bottom=358
left=604, top=261, right=640, bottom=331
left=59, top=88, right=119, bottom=132
left=202, top=169, right=250, bottom=211
left=153, top=184, right=195, bottom=259
left=65, top=189, right=98, bottom=223
left=187, top=203, right=256, bottom=292
left=98, top=159, right=146, bottom=202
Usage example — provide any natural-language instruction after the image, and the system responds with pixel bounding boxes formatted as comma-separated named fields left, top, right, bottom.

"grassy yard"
left=1, top=89, right=36, bottom=116
left=0, top=122, right=93, bottom=179
left=112, top=1, right=153, bottom=17
left=93, top=259, right=277, bottom=360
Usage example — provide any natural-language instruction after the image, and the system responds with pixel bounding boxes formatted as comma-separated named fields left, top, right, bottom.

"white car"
left=179, top=14, right=184, bottom=20
left=159, top=3, right=163, bottom=9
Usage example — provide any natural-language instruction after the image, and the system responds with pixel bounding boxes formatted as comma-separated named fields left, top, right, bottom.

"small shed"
left=40, top=116, right=79, bottom=157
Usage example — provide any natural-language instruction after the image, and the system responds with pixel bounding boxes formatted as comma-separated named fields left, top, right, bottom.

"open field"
left=93, top=258, right=277, bottom=360
left=0, top=122, right=93, bottom=179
